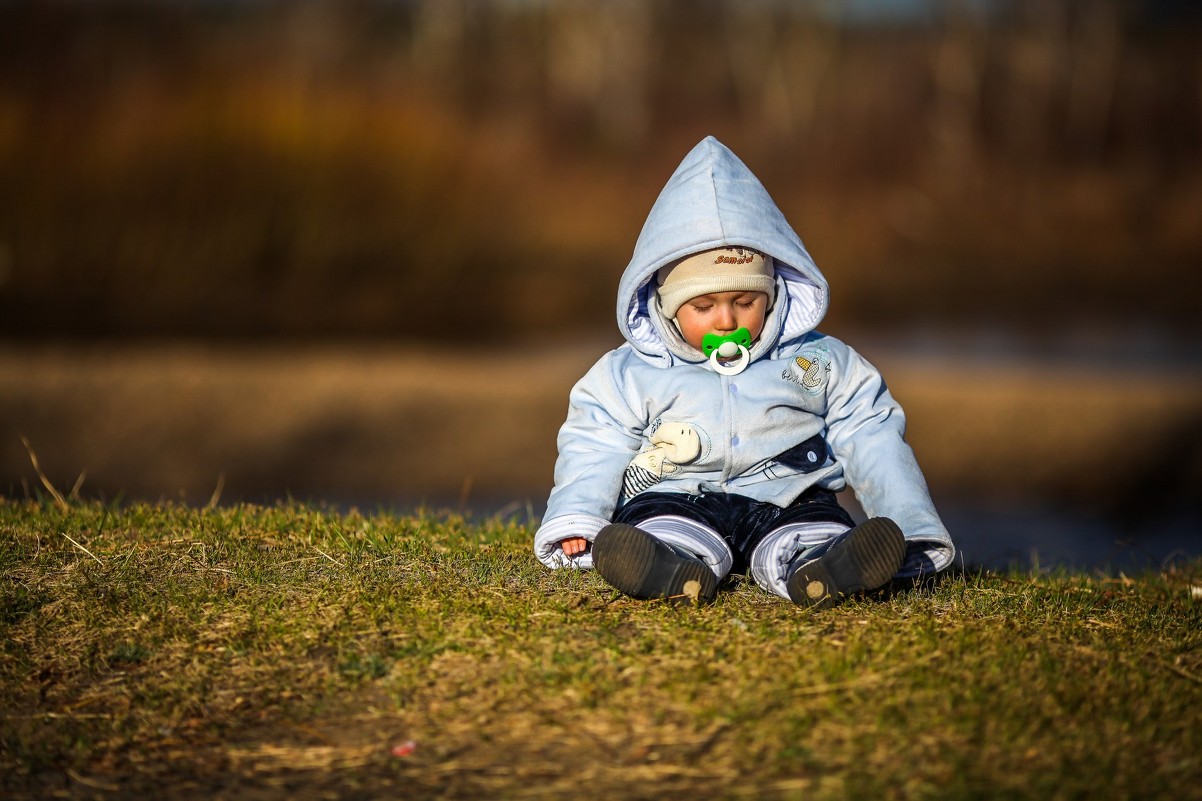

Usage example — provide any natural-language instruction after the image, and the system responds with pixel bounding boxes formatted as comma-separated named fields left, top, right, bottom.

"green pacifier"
left=702, top=328, right=752, bottom=375
left=701, top=328, right=753, bottom=357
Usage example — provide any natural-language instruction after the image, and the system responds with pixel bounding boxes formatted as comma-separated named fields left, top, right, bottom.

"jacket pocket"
left=772, top=433, right=829, bottom=473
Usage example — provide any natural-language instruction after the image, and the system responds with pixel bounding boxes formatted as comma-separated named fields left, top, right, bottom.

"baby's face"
left=675, top=291, right=769, bottom=353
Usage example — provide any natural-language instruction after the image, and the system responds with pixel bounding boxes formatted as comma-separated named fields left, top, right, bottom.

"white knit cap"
left=655, top=247, right=776, bottom=319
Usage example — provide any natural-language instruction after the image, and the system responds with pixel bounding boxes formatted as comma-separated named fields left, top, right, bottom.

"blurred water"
left=858, top=321, right=1202, bottom=370
left=4, top=332, right=1198, bottom=575
left=861, top=324, right=1202, bottom=571
left=935, top=501, right=1200, bottom=575
left=467, top=323, right=1202, bottom=575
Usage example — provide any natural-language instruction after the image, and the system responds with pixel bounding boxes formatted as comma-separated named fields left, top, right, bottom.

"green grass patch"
left=1, top=499, right=1200, bottom=800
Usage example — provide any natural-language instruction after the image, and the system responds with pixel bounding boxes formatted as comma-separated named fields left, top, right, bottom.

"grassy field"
left=2, top=500, right=1200, bottom=800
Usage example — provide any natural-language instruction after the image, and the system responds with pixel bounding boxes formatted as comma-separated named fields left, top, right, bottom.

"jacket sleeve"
left=823, top=341, right=956, bottom=575
left=533, top=350, right=648, bottom=570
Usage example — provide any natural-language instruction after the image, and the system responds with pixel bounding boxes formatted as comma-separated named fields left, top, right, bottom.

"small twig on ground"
left=65, top=769, right=119, bottom=792
left=19, top=435, right=68, bottom=511
left=1162, top=658, right=1202, bottom=685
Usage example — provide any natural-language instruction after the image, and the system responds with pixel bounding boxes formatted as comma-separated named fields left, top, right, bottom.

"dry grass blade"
left=69, top=469, right=86, bottom=500
left=18, top=435, right=103, bottom=563
left=19, top=434, right=68, bottom=511
left=207, top=472, right=225, bottom=509
left=65, top=769, right=119, bottom=792
left=226, top=743, right=379, bottom=773
left=314, top=547, right=345, bottom=567
left=1163, top=659, right=1202, bottom=685
left=60, top=530, right=104, bottom=566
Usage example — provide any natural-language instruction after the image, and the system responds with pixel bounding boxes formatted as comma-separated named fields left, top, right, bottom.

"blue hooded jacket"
left=534, top=137, right=954, bottom=575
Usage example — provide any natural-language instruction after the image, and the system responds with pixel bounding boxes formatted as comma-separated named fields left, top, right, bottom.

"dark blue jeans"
left=613, top=488, right=854, bottom=575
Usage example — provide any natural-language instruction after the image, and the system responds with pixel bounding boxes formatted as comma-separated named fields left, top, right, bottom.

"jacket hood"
left=616, top=136, right=829, bottom=366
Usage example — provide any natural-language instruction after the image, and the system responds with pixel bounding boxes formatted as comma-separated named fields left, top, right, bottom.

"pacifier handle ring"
left=709, top=345, right=750, bottom=376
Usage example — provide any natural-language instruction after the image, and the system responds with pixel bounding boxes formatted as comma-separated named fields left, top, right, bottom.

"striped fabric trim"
left=532, top=513, right=610, bottom=570
left=639, top=515, right=734, bottom=580
left=748, top=520, right=850, bottom=599
left=622, top=464, right=660, bottom=500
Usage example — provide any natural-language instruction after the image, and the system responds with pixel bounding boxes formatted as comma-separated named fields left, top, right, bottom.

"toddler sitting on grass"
left=534, top=137, right=955, bottom=607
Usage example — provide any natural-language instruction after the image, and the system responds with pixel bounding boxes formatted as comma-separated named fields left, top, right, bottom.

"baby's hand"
left=560, top=536, right=589, bottom=557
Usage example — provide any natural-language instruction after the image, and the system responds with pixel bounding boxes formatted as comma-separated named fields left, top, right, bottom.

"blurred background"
left=1, top=0, right=1199, bottom=569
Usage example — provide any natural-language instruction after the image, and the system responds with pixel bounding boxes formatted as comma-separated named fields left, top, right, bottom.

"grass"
left=1, top=499, right=1200, bottom=800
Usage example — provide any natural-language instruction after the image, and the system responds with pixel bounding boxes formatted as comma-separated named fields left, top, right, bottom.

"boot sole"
left=593, top=524, right=718, bottom=605
left=786, top=518, right=905, bottom=609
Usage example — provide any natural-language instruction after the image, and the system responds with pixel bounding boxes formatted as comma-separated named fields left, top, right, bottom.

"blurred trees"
left=0, top=0, right=1198, bottom=343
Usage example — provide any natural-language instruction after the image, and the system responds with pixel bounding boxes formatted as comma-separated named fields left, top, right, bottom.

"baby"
left=533, top=137, right=955, bottom=608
